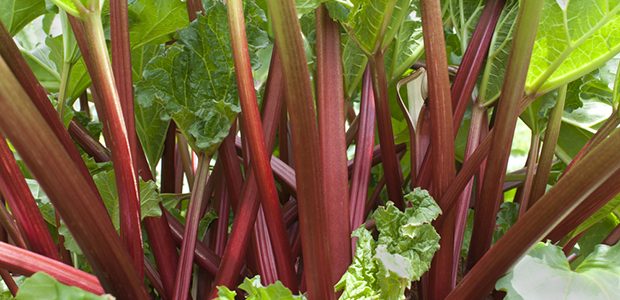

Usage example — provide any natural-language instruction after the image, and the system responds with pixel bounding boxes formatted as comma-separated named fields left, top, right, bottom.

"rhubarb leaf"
left=127, top=0, right=189, bottom=49
left=342, top=36, right=368, bottom=98
left=216, top=276, right=306, bottom=299
left=133, top=45, right=169, bottom=168
left=385, top=2, right=424, bottom=82
left=478, top=0, right=518, bottom=106
left=497, top=242, right=620, bottom=300
left=447, top=0, right=485, bottom=52
left=49, top=0, right=94, bottom=18
left=60, top=170, right=163, bottom=254
left=135, top=9, right=240, bottom=154
left=136, top=1, right=267, bottom=154
left=342, top=0, right=413, bottom=54
left=0, top=0, right=45, bottom=35
left=526, top=0, right=620, bottom=95
left=16, top=272, right=110, bottom=300
left=336, top=188, right=441, bottom=299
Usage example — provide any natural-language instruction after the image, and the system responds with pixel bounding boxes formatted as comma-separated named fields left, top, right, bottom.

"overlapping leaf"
left=385, top=3, right=423, bottom=82
left=497, top=242, right=620, bottom=299
left=0, top=0, right=45, bottom=35
left=60, top=170, right=163, bottom=254
left=478, top=0, right=519, bottom=106
left=336, top=188, right=441, bottom=300
left=447, top=0, right=484, bottom=52
left=136, top=5, right=240, bottom=154
left=526, top=0, right=620, bottom=95
left=16, top=272, right=111, bottom=300
left=136, top=2, right=269, bottom=154
left=216, top=276, right=306, bottom=299
left=127, top=0, right=189, bottom=49
left=341, top=0, right=412, bottom=55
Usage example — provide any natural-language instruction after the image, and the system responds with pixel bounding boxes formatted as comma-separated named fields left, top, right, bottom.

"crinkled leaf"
left=216, top=276, right=305, bottom=299
left=493, top=202, right=519, bottom=242
left=335, top=227, right=379, bottom=299
left=497, top=242, right=620, bottom=300
left=127, top=0, right=189, bottom=49
left=337, top=189, right=441, bottom=299
left=137, top=2, right=268, bottom=153
left=478, top=0, right=518, bottom=106
left=136, top=13, right=239, bottom=153
left=402, top=188, right=441, bottom=226
left=15, top=272, right=111, bottom=300
left=215, top=286, right=237, bottom=300
left=344, top=0, right=425, bottom=96
left=564, top=54, right=620, bottom=112
left=0, top=0, right=45, bottom=35
left=374, top=245, right=411, bottom=300
left=239, top=276, right=305, bottom=299
left=526, top=0, right=620, bottom=95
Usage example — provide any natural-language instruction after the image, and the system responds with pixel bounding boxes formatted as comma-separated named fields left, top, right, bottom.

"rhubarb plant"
left=2, top=0, right=620, bottom=299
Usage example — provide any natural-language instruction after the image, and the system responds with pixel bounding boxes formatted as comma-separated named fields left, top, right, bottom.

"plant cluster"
left=0, top=0, right=620, bottom=299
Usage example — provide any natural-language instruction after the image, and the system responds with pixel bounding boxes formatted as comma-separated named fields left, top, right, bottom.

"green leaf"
left=526, top=0, right=620, bottom=95
left=93, top=170, right=163, bottom=229
left=132, top=44, right=169, bottom=168
left=497, top=242, right=620, bottom=300
left=335, top=228, right=379, bottom=299
left=342, top=36, right=368, bottom=99
left=215, top=286, right=237, bottom=299
left=60, top=170, right=162, bottom=254
left=45, top=34, right=91, bottom=101
left=136, top=4, right=249, bottom=154
left=572, top=215, right=619, bottom=265
left=478, top=0, right=519, bottom=106
left=0, top=276, right=24, bottom=299
left=520, top=91, right=557, bottom=134
left=49, top=0, right=93, bottom=18
left=493, top=202, right=519, bottom=242
left=296, top=0, right=321, bottom=16
left=127, top=0, right=189, bottom=49
left=555, top=121, right=593, bottom=164
left=336, top=188, right=441, bottom=299
left=447, top=0, right=485, bottom=52
left=26, top=179, right=56, bottom=225
left=0, top=0, right=45, bottom=35
left=385, top=1, right=424, bottom=82
left=572, top=195, right=620, bottom=240
left=343, top=0, right=413, bottom=55
left=15, top=272, right=110, bottom=300
left=216, top=276, right=305, bottom=299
